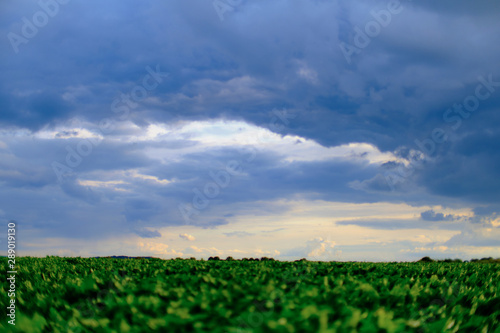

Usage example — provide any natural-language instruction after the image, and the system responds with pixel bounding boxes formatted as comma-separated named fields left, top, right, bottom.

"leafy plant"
left=1, top=257, right=498, bottom=332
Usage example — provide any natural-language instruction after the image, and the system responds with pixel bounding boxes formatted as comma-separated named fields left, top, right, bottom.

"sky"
left=1, top=0, right=499, bottom=261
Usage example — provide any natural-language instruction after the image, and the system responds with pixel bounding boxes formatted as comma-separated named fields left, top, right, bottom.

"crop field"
left=1, top=257, right=499, bottom=332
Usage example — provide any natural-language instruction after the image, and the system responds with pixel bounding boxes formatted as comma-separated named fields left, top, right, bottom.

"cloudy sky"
left=1, top=0, right=499, bottom=261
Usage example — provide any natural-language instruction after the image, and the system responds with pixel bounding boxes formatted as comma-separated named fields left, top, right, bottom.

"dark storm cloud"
left=415, top=131, right=500, bottom=204
left=1, top=0, right=500, bottom=247
left=133, top=228, right=162, bottom=238
left=60, top=177, right=102, bottom=204
left=2, top=0, right=499, bottom=150
left=420, top=210, right=455, bottom=222
left=473, top=205, right=500, bottom=216
left=163, top=147, right=389, bottom=211
left=0, top=91, right=73, bottom=131
left=0, top=131, right=398, bottom=240
left=123, top=198, right=161, bottom=224
left=412, top=0, right=500, bottom=17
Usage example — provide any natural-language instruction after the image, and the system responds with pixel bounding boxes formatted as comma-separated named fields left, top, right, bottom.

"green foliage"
left=0, top=257, right=499, bottom=332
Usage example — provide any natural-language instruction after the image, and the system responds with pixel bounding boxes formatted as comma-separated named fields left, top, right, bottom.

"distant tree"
left=225, top=256, right=234, bottom=261
left=418, top=256, right=434, bottom=262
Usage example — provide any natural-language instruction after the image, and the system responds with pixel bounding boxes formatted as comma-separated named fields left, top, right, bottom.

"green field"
left=1, top=257, right=499, bottom=332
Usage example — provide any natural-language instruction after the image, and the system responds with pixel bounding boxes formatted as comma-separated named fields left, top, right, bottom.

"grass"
left=1, top=256, right=499, bottom=332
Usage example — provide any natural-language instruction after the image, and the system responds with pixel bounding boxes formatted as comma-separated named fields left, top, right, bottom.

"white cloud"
left=186, top=246, right=223, bottom=256
left=78, top=180, right=128, bottom=192
left=294, top=60, right=319, bottom=84
left=137, top=241, right=182, bottom=257
left=254, top=248, right=281, bottom=257
left=115, top=119, right=406, bottom=166
left=179, top=233, right=196, bottom=241
left=12, top=117, right=405, bottom=172
left=306, top=237, right=336, bottom=258
left=125, top=170, right=172, bottom=185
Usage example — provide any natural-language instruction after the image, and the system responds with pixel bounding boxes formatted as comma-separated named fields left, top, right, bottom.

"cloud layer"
left=1, top=0, right=499, bottom=260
